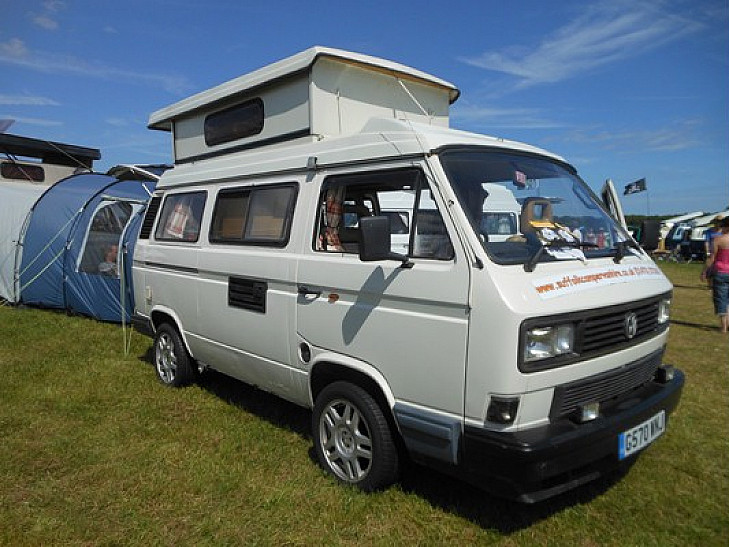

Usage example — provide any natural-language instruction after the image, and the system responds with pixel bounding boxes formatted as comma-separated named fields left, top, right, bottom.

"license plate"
left=618, top=410, right=666, bottom=460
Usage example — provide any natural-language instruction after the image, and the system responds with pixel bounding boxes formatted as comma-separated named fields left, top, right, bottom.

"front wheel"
left=153, top=323, right=194, bottom=387
left=312, top=381, right=399, bottom=492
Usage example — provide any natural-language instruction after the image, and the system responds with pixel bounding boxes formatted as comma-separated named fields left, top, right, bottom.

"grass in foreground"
left=0, top=262, right=727, bottom=545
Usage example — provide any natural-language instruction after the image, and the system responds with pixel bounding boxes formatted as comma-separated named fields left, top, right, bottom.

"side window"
left=78, top=200, right=133, bottom=276
left=1, top=161, right=45, bottom=182
left=412, top=188, right=454, bottom=260
left=315, top=168, right=454, bottom=260
left=154, top=191, right=206, bottom=242
left=210, top=184, right=297, bottom=246
left=204, top=98, right=264, bottom=147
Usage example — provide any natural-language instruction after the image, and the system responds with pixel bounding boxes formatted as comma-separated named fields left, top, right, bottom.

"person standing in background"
left=701, top=216, right=729, bottom=333
left=701, top=215, right=724, bottom=287
left=705, top=215, right=724, bottom=259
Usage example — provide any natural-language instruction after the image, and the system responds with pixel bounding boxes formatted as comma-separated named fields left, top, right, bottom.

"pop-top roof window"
left=1, top=161, right=45, bottom=182
left=204, top=98, right=264, bottom=147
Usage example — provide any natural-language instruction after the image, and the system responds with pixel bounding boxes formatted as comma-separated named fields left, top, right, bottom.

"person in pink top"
left=702, top=216, right=729, bottom=333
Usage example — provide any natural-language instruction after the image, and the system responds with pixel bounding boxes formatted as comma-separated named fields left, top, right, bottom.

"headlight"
left=524, top=324, right=575, bottom=363
left=657, top=298, right=671, bottom=324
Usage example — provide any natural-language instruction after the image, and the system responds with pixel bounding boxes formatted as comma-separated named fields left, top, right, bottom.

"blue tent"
left=18, top=173, right=155, bottom=321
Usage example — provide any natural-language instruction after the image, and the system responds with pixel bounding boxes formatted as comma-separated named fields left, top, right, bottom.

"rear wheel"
left=153, top=323, right=194, bottom=387
left=312, top=381, right=399, bottom=491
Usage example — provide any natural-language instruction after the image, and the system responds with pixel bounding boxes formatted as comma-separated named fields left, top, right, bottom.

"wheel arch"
left=149, top=306, right=194, bottom=356
left=309, top=354, right=402, bottom=440
left=310, top=355, right=395, bottom=408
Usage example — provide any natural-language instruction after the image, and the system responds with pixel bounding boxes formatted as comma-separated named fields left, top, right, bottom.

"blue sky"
left=1, top=0, right=727, bottom=215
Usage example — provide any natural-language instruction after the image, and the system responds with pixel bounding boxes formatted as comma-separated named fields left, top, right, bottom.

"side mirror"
left=359, top=216, right=411, bottom=267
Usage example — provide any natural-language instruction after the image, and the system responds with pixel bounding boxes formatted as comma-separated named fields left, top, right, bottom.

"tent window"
left=210, top=184, right=297, bottom=246
left=1, top=162, right=45, bottom=182
left=155, top=191, right=206, bottom=242
left=78, top=201, right=133, bottom=276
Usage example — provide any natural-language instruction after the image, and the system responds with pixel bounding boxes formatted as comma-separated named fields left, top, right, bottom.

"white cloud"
left=451, top=104, right=566, bottom=129
left=461, top=1, right=703, bottom=89
left=105, top=118, right=130, bottom=127
left=43, top=0, right=66, bottom=12
left=32, top=14, right=59, bottom=30
left=0, top=94, right=60, bottom=106
left=0, top=38, right=29, bottom=59
left=29, top=1, right=65, bottom=31
left=1, top=114, right=62, bottom=127
left=562, top=119, right=703, bottom=152
left=0, top=38, right=192, bottom=95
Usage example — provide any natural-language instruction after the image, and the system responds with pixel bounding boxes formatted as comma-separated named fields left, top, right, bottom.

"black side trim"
left=144, top=261, right=199, bottom=275
left=394, top=403, right=460, bottom=465
left=131, top=313, right=155, bottom=337
left=228, top=277, right=267, bottom=313
left=176, top=128, right=311, bottom=165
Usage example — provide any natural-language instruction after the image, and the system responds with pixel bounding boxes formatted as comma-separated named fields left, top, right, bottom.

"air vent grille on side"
left=228, top=277, right=267, bottom=313
left=139, top=196, right=162, bottom=239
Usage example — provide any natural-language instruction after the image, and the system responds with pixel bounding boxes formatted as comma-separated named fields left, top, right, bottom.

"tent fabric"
left=0, top=181, right=48, bottom=302
left=15, top=172, right=154, bottom=321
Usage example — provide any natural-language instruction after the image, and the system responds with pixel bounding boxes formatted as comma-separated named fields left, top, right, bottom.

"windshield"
left=439, top=149, right=631, bottom=266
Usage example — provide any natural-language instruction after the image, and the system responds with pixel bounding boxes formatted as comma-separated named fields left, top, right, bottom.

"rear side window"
left=210, top=184, right=297, bottom=246
left=154, top=191, right=207, bottom=242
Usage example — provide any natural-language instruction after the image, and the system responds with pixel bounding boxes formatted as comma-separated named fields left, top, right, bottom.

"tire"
left=153, top=323, right=194, bottom=387
left=312, top=381, right=399, bottom=492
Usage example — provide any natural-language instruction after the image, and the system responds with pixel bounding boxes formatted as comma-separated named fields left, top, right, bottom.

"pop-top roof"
left=0, top=133, right=100, bottom=168
left=148, top=46, right=460, bottom=131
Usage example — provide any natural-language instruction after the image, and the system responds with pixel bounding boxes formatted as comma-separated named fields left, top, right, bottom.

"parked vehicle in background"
left=0, top=132, right=99, bottom=186
left=678, top=226, right=709, bottom=262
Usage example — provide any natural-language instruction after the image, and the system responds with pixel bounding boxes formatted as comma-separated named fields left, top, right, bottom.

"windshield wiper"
left=612, top=239, right=642, bottom=264
left=524, top=238, right=599, bottom=272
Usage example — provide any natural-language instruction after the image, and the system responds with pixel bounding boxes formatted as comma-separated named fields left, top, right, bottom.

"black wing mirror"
left=359, top=216, right=412, bottom=268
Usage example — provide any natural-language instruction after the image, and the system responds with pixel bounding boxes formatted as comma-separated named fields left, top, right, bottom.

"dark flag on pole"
left=624, top=178, right=647, bottom=195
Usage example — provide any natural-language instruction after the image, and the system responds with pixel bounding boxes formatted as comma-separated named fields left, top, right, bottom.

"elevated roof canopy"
left=148, top=46, right=461, bottom=164
left=0, top=133, right=100, bottom=168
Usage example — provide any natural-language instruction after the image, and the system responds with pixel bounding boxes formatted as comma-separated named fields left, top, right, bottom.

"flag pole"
left=646, top=184, right=650, bottom=216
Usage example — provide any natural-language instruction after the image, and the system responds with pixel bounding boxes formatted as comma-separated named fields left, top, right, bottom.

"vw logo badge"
left=624, top=312, right=638, bottom=340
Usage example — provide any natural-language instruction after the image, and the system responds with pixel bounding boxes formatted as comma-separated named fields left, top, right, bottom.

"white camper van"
left=133, top=47, right=683, bottom=502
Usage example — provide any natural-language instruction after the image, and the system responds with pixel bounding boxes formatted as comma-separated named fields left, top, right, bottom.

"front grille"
left=550, top=350, right=662, bottom=419
left=581, top=300, right=660, bottom=353
left=519, top=292, right=670, bottom=372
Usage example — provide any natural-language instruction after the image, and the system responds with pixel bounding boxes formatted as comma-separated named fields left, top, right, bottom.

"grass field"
left=1, top=262, right=727, bottom=545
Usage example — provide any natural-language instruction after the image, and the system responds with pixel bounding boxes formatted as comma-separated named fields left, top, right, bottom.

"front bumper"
left=460, top=368, right=684, bottom=503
